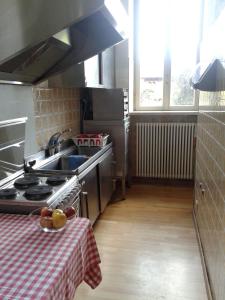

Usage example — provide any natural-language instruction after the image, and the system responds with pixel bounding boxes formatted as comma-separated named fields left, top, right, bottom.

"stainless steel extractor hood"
left=0, top=0, right=128, bottom=85
left=190, top=58, right=225, bottom=91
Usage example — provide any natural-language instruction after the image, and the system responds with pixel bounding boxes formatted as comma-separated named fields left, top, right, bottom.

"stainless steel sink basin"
left=31, top=144, right=112, bottom=176
left=38, top=155, right=88, bottom=171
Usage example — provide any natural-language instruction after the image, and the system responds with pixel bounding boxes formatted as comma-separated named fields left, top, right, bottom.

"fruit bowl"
left=29, top=206, right=77, bottom=233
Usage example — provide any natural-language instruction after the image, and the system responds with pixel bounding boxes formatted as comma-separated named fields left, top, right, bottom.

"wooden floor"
left=75, top=184, right=208, bottom=300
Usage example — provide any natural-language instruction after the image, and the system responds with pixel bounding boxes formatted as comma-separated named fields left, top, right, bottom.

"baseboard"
left=192, top=210, right=213, bottom=300
left=131, top=176, right=194, bottom=186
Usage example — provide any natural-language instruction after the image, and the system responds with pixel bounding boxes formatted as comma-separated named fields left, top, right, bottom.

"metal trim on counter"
left=78, top=147, right=112, bottom=180
left=77, top=143, right=112, bottom=177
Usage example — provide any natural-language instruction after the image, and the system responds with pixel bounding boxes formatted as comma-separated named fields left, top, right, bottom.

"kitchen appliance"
left=82, top=88, right=129, bottom=120
left=190, top=58, right=225, bottom=91
left=0, top=118, right=81, bottom=214
left=0, top=173, right=80, bottom=214
left=83, top=118, right=129, bottom=199
left=0, top=0, right=128, bottom=85
left=81, top=87, right=129, bottom=198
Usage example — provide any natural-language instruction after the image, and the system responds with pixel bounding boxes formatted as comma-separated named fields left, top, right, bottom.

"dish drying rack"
left=72, top=134, right=109, bottom=147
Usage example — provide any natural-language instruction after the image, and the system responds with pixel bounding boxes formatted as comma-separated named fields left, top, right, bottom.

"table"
left=0, top=214, right=102, bottom=300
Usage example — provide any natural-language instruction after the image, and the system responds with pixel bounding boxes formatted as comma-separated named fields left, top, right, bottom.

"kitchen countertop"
left=0, top=215, right=102, bottom=300
left=29, top=142, right=113, bottom=177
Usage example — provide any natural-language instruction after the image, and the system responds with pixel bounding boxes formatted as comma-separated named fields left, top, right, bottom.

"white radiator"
left=136, top=123, right=195, bottom=179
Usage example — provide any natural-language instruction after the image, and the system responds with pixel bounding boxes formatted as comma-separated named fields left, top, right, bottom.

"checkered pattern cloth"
left=0, top=214, right=102, bottom=300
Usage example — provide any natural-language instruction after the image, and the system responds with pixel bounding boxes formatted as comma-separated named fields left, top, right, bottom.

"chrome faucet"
left=47, top=128, right=71, bottom=156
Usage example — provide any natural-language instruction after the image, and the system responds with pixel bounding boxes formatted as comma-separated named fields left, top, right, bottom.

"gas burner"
left=46, top=175, right=67, bottom=186
left=0, top=188, right=17, bottom=200
left=24, top=185, right=53, bottom=201
left=14, top=176, right=40, bottom=189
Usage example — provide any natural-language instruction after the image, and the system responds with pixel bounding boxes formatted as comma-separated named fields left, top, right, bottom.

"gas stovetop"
left=0, top=173, right=80, bottom=214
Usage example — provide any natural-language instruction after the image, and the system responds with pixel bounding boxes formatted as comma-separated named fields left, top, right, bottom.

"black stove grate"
left=14, top=176, right=40, bottom=189
left=24, top=185, right=53, bottom=201
left=0, top=188, right=17, bottom=199
left=46, top=175, right=67, bottom=186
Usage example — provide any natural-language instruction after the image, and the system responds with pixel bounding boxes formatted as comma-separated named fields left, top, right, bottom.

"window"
left=134, top=0, right=202, bottom=110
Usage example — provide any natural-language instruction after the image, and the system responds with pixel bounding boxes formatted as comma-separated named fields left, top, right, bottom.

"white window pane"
left=139, top=0, right=166, bottom=107
left=170, top=0, right=201, bottom=106
left=140, top=78, right=163, bottom=107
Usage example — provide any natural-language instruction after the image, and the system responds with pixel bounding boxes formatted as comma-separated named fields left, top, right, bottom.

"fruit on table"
left=40, top=216, right=53, bottom=229
left=63, top=206, right=76, bottom=219
left=40, top=207, right=53, bottom=217
left=52, top=209, right=64, bottom=217
left=39, top=208, right=67, bottom=230
left=52, top=211, right=67, bottom=229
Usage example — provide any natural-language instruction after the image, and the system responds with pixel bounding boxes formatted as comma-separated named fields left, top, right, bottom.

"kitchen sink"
left=39, top=155, right=88, bottom=171
left=30, top=143, right=112, bottom=176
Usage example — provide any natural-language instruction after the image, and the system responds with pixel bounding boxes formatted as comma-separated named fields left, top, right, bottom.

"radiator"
left=136, top=123, right=195, bottom=179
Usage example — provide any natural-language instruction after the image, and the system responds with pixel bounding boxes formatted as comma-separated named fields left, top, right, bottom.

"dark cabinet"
left=79, top=146, right=113, bottom=224
left=80, top=166, right=99, bottom=225
left=98, top=148, right=113, bottom=213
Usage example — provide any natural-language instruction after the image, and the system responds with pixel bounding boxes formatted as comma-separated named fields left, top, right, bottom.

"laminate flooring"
left=75, top=184, right=208, bottom=300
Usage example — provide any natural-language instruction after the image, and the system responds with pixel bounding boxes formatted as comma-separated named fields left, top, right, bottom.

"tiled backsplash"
left=33, top=87, right=80, bottom=150
left=195, top=91, right=225, bottom=300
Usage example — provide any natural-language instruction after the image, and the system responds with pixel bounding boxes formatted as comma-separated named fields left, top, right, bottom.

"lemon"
left=52, top=209, right=63, bottom=216
left=52, top=212, right=67, bottom=229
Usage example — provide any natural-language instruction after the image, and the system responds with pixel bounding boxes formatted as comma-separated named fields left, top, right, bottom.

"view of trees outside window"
left=140, top=78, right=163, bottom=107
left=138, top=0, right=201, bottom=109
left=170, top=70, right=194, bottom=106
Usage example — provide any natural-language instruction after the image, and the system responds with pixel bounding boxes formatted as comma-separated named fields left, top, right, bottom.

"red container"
left=73, top=134, right=108, bottom=147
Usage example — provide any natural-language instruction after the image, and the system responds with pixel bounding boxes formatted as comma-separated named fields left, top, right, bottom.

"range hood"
left=0, top=0, right=128, bottom=85
left=190, top=58, right=225, bottom=91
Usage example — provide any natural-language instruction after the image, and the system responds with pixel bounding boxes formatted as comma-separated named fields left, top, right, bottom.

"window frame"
left=133, top=0, right=201, bottom=112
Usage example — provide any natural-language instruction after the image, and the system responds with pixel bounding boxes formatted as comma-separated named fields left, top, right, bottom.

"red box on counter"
left=72, top=134, right=109, bottom=147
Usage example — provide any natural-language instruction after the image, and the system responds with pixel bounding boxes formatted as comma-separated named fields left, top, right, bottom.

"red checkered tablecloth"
left=0, top=214, right=102, bottom=300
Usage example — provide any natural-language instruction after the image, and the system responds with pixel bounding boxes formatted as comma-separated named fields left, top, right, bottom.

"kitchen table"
left=0, top=214, right=102, bottom=300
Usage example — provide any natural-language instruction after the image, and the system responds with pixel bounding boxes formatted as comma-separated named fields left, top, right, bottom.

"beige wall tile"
left=33, top=87, right=81, bottom=150
left=196, top=91, right=225, bottom=300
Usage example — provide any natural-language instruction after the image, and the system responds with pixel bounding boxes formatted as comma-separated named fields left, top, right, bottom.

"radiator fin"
left=136, top=123, right=195, bottom=179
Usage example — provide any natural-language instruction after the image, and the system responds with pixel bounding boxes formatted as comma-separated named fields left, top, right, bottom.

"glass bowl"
left=29, top=207, right=76, bottom=233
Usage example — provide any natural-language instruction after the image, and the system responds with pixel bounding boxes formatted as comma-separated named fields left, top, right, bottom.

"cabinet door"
left=98, top=150, right=113, bottom=213
left=81, top=167, right=100, bottom=225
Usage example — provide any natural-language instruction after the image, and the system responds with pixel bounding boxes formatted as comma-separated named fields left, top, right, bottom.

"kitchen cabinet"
left=98, top=147, right=113, bottom=213
left=79, top=146, right=113, bottom=224
left=80, top=166, right=99, bottom=225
